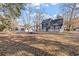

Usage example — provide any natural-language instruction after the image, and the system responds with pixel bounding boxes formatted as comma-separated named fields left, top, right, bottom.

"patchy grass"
left=0, top=32, right=79, bottom=56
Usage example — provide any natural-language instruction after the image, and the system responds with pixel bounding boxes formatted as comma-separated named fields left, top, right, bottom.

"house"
left=41, top=18, right=63, bottom=32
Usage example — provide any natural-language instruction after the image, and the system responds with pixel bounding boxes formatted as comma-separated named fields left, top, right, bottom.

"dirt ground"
left=0, top=32, right=79, bottom=56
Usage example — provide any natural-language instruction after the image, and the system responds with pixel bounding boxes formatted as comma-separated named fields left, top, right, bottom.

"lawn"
left=0, top=32, right=79, bottom=56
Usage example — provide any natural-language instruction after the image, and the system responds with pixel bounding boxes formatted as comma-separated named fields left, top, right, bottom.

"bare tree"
left=35, top=10, right=41, bottom=32
left=61, top=3, right=77, bottom=31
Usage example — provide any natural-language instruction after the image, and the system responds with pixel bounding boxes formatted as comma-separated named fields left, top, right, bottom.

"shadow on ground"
left=0, top=36, right=53, bottom=56
left=0, top=35, right=79, bottom=56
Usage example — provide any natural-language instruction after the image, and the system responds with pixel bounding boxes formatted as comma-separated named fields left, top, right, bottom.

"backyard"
left=0, top=32, right=79, bottom=56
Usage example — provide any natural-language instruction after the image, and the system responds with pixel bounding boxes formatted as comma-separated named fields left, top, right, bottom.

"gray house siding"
left=41, top=18, right=63, bottom=32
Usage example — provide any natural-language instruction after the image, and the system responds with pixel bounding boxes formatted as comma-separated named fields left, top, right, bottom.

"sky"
left=40, top=3, right=61, bottom=16
left=17, top=3, right=62, bottom=25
